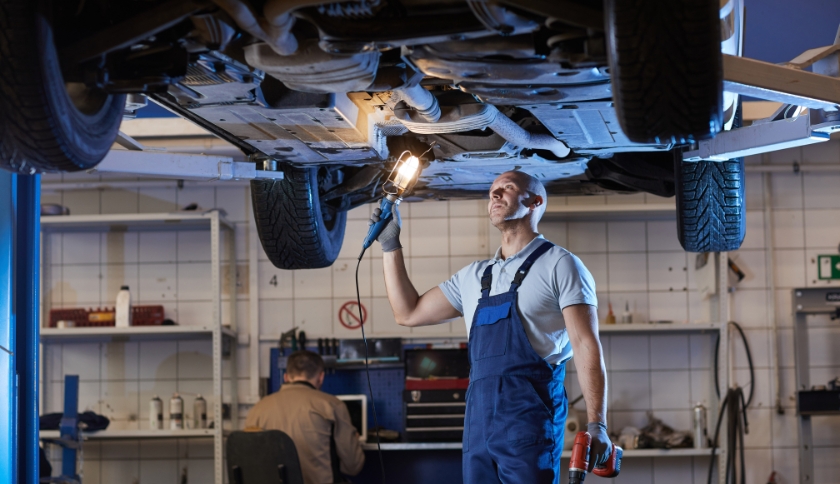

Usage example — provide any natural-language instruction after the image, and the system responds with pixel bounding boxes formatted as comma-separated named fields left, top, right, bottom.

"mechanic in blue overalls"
left=373, top=170, right=611, bottom=483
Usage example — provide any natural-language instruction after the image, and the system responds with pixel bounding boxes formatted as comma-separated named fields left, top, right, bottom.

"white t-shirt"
left=439, top=235, right=597, bottom=365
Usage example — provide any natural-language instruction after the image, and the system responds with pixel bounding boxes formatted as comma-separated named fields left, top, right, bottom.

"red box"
left=405, top=378, right=469, bottom=390
left=49, top=305, right=165, bottom=327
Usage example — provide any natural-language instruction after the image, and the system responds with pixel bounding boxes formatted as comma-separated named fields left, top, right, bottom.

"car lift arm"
left=722, top=53, right=840, bottom=110
left=89, top=148, right=284, bottom=181
left=684, top=39, right=840, bottom=163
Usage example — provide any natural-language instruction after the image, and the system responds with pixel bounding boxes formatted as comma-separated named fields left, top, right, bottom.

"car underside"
left=0, top=0, right=745, bottom=268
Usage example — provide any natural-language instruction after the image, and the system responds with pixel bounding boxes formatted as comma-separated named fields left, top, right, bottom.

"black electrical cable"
left=713, top=321, right=755, bottom=406
left=355, top=249, right=386, bottom=483
left=352, top=145, right=431, bottom=484
left=707, top=321, right=754, bottom=484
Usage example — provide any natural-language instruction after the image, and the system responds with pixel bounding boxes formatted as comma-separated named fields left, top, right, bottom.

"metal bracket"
left=722, top=54, right=840, bottom=110
left=114, top=131, right=146, bottom=151
left=87, top=150, right=284, bottom=181
left=791, top=287, right=840, bottom=483
left=684, top=40, right=840, bottom=162
left=683, top=108, right=840, bottom=161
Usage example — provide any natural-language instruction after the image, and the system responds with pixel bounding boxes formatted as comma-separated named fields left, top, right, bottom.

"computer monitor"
left=336, top=394, right=368, bottom=442
left=404, top=348, right=470, bottom=379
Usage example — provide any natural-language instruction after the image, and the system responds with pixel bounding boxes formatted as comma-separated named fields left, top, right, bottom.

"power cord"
left=707, top=321, right=754, bottom=484
left=356, top=249, right=386, bottom=483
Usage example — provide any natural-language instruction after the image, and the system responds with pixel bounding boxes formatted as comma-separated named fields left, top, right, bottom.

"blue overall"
left=463, top=241, right=568, bottom=484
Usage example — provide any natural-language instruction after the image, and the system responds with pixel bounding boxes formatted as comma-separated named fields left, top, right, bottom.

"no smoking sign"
left=338, top=301, right=367, bottom=329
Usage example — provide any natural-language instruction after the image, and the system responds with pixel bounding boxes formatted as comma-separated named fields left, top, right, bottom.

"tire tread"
left=676, top=159, right=745, bottom=252
left=607, top=0, right=723, bottom=144
left=251, top=168, right=346, bottom=270
left=0, top=0, right=123, bottom=172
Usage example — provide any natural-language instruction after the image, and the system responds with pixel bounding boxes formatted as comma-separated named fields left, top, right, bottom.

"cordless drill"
left=568, top=432, right=623, bottom=484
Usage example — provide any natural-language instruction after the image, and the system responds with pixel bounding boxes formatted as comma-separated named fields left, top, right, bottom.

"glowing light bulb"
left=398, top=156, right=419, bottom=179
left=393, top=155, right=420, bottom=191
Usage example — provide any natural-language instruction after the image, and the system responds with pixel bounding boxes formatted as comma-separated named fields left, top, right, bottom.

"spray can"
left=693, top=403, right=708, bottom=449
left=115, top=285, right=132, bottom=327
left=620, top=301, right=633, bottom=324
left=194, top=394, right=207, bottom=429
left=170, top=393, right=184, bottom=430
left=149, top=395, right=163, bottom=430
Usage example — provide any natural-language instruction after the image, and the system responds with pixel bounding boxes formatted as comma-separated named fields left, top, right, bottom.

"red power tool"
left=568, top=432, right=623, bottom=484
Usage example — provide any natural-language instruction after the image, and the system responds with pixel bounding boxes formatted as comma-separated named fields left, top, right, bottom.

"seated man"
left=245, top=350, right=365, bottom=484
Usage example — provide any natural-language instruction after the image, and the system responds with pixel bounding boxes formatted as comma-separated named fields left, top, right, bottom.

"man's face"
left=488, top=173, right=533, bottom=227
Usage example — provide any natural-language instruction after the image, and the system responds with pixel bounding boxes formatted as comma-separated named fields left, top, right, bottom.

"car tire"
left=675, top=158, right=746, bottom=253
left=251, top=167, right=347, bottom=270
left=605, top=0, right=723, bottom=144
left=0, top=0, right=125, bottom=172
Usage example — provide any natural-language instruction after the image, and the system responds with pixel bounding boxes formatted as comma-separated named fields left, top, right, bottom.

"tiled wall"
left=40, top=139, right=840, bottom=483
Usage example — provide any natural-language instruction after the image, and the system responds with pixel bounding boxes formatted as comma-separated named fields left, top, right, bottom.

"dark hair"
left=286, top=350, right=325, bottom=380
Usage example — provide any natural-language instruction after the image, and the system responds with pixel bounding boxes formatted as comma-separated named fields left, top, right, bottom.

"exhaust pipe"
left=392, top=84, right=441, bottom=123
left=393, top=103, right=570, bottom=159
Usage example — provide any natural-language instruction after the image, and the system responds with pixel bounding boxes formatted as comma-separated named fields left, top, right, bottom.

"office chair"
left=227, top=430, right=305, bottom=484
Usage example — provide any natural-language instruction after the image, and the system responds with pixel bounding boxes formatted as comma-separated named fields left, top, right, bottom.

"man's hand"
left=370, top=205, right=402, bottom=252
left=586, top=421, right=612, bottom=471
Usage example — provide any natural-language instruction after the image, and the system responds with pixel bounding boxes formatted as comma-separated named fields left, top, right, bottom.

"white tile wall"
left=41, top=140, right=840, bottom=483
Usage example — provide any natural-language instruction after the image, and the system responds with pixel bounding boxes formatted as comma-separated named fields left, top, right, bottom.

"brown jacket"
left=244, top=382, right=365, bottom=484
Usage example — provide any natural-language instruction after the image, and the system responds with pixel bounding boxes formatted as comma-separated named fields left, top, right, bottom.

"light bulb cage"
left=383, top=150, right=422, bottom=197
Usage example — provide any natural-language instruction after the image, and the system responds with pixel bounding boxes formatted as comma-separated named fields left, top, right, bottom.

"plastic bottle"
left=621, top=301, right=633, bottom=324
left=605, top=303, right=616, bottom=325
left=194, top=394, right=207, bottom=429
left=115, top=285, right=132, bottom=327
left=170, top=393, right=184, bottom=430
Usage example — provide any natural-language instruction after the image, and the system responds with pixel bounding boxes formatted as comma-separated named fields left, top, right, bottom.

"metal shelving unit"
left=599, top=322, right=721, bottom=334
left=39, top=211, right=237, bottom=484
left=792, top=287, right=840, bottom=484
left=40, top=325, right=236, bottom=342
left=257, top=322, right=720, bottom=344
left=543, top=202, right=676, bottom=221
left=40, top=429, right=218, bottom=440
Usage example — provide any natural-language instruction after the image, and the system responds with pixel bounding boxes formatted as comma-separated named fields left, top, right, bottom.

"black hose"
left=356, top=249, right=387, bottom=483
left=707, top=321, right=754, bottom=484
left=713, top=321, right=754, bottom=406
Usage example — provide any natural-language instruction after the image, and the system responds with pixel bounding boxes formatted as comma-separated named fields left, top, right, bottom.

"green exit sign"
left=818, top=255, right=840, bottom=280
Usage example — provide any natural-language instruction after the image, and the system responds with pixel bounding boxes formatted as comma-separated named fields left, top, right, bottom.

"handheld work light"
left=362, top=153, right=422, bottom=250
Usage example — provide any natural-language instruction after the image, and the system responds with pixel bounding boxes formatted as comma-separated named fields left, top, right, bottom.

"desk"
left=356, top=442, right=462, bottom=484
left=361, top=442, right=716, bottom=458
left=362, top=442, right=461, bottom=451
left=354, top=443, right=715, bottom=484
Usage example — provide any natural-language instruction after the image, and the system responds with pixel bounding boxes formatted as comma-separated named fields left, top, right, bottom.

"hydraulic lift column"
left=0, top=172, right=41, bottom=484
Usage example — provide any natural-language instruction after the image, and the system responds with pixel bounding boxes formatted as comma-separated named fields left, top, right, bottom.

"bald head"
left=501, top=171, right=547, bottom=221
left=488, top=171, right=547, bottom=230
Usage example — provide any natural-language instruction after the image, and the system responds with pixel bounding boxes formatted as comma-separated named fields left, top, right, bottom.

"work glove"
left=369, top=205, right=402, bottom=252
left=587, top=421, right=613, bottom=471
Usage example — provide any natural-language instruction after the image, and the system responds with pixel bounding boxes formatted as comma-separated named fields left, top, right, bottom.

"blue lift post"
left=59, top=376, right=80, bottom=482
left=0, top=172, right=41, bottom=484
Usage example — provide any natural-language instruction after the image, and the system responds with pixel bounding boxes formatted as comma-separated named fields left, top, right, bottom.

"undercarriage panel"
left=190, top=100, right=380, bottom=163
left=525, top=102, right=673, bottom=154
